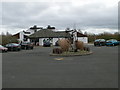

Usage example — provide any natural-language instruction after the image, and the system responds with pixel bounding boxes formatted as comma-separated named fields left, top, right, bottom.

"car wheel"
left=2, top=50, right=4, bottom=53
left=11, top=47, right=13, bottom=51
left=25, top=46, right=27, bottom=50
left=18, top=48, right=21, bottom=51
left=15, top=48, right=18, bottom=51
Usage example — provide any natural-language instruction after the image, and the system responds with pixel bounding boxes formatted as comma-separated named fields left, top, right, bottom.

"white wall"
left=29, top=37, right=88, bottom=45
left=39, top=38, right=50, bottom=46
left=39, top=38, right=44, bottom=46
left=25, top=29, right=35, bottom=36
left=27, top=38, right=30, bottom=42
left=59, top=38, right=64, bottom=40
left=53, top=38, right=58, bottom=45
left=19, top=31, right=24, bottom=41
left=78, top=37, right=88, bottom=43
left=39, top=38, right=65, bottom=46
left=19, top=30, right=35, bottom=42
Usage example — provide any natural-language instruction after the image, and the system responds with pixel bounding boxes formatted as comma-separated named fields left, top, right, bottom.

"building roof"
left=29, top=29, right=71, bottom=38
left=12, top=33, right=20, bottom=39
left=77, top=32, right=87, bottom=37
left=13, top=32, right=29, bottom=39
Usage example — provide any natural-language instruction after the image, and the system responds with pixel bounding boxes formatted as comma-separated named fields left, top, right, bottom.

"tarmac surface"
left=2, top=45, right=118, bottom=88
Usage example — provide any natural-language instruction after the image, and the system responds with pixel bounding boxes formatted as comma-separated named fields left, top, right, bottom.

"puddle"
left=54, top=58, right=64, bottom=60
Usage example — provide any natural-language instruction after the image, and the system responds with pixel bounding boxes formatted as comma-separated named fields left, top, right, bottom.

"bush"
left=0, top=35, right=18, bottom=45
left=87, top=32, right=120, bottom=43
left=53, top=48, right=63, bottom=54
left=84, top=47, right=90, bottom=51
left=75, top=40, right=84, bottom=51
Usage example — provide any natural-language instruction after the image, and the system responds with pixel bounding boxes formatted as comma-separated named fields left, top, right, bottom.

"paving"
left=2, top=45, right=118, bottom=88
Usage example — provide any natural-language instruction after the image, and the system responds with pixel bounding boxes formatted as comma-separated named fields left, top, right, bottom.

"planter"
left=50, top=51, right=93, bottom=57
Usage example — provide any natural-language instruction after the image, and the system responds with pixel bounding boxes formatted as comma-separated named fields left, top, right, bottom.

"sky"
left=0, top=0, right=119, bottom=34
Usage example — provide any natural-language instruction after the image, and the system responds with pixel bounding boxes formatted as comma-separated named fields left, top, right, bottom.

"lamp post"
left=72, top=29, right=78, bottom=52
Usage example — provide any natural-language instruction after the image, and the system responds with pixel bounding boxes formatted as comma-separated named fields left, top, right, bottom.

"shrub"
left=0, top=35, right=18, bottom=45
left=53, top=48, right=63, bottom=54
left=75, top=40, right=84, bottom=51
left=58, top=39, right=71, bottom=52
left=84, top=47, right=90, bottom=51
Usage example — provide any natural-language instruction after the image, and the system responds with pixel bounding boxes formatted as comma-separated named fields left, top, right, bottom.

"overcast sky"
left=0, top=0, right=119, bottom=34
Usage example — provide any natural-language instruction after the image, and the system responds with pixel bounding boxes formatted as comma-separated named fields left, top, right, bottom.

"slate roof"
left=13, top=33, right=29, bottom=39
left=77, top=32, right=87, bottom=37
left=29, top=29, right=71, bottom=38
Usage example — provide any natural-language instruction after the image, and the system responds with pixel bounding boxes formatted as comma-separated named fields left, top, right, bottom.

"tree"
left=84, top=31, right=88, bottom=35
left=47, top=25, right=55, bottom=29
left=1, top=32, right=5, bottom=36
left=65, top=27, right=70, bottom=31
left=6, top=31, right=12, bottom=36
left=114, top=32, right=119, bottom=35
left=78, top=29, right=83, bottom=34
left=1, top=34, right=18, bottom=45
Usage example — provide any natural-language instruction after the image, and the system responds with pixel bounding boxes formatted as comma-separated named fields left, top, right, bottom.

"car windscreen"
left=100, top=39, right=105, bottom=41
left=6, top=44, right=12, bottom=47
left=12, top=44, right=19, bottom=46
left=0, top=45, right=4, bottom=48
left=22, top=42, right=30, bottom=44
left=95, top=39, right=100, bottom=42
left=107, top=39, right=117, bottom=42
left=6, top=43, right=19, bottom=46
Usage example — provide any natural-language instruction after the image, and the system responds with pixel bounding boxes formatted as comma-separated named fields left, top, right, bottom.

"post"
left=72, top=29, right=78, bottom=52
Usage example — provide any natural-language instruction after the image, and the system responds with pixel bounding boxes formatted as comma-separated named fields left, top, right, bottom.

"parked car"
left=106, top=39, right=120, bottom=46
left=94, top=39, right=106, bottom=46
left=21, top=42, right=34, bottom=50
left=43, top=40, right=51, bottom=47
left=55, top=40, right=59, bottom=46
left=5, top=43, right=21, bottom=51
left=0, top=45, right=8, bottom=52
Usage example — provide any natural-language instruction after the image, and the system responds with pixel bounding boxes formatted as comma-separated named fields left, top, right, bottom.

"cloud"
left=1, top=0, right=119, bottom=34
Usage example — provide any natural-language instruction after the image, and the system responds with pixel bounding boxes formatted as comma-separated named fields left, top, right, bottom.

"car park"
left=5, top=43, right=21, bottom=51
left=94, top=39, right=106, bottom=46
left=0, top=45, right=8, bottom=52
left=3, top=45, right=118, bottom=88
left=106, top=39, right=120, bottom=46
left=21, top=42, right=34, bottom=50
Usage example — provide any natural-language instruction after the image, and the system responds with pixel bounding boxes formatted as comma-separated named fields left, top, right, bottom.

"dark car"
left=5, top=43, right=21, bottom=51
left=106, top=39, right=120, bottom=46
left=94, top=39, right=106, bottom=46
left=21, top=42, right=34, bottom=50
left=0, top=45, right=8, bottom=52
left=55, top=40, right=59, bottom=46
left=43, top=40, right=51, bottom=47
